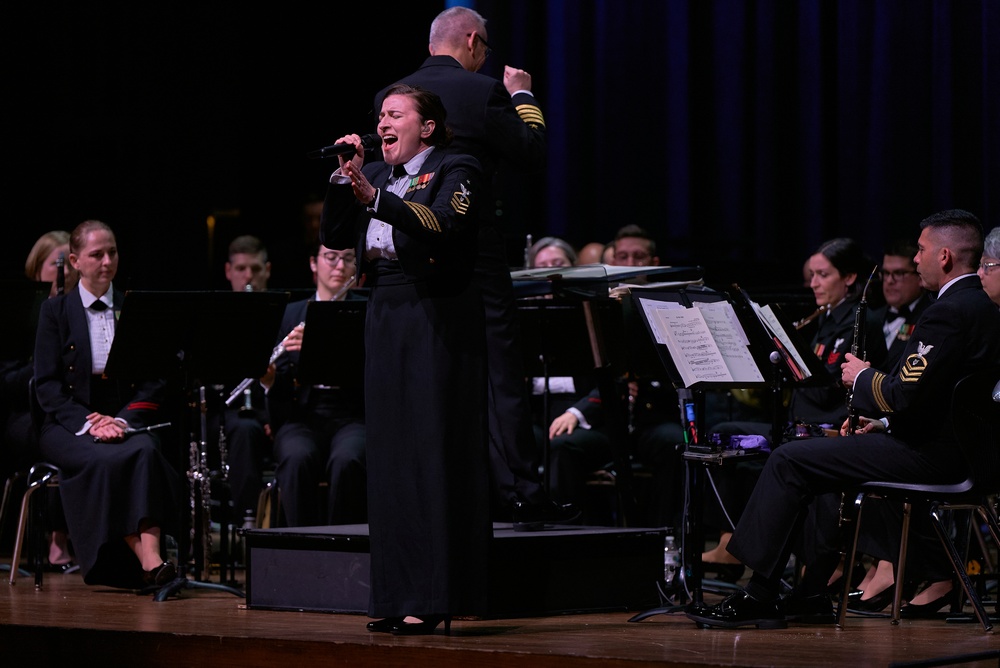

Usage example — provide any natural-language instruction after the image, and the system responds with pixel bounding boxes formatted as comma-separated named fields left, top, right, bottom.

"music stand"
left=297, top=300, right=367, bottom=388
left=516, top=298, right=606, bottom=496
left=513, top=266, right=705, bottom=525
left=2, top=280, right=50, bottom=362
left=623, top=285, right=775, bottom=621
left=104, top=290, right=288, bottom=600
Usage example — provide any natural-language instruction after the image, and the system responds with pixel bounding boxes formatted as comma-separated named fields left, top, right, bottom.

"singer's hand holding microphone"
left=337, top=139, right=376, bottom=206
left=311, top=133, right=382, bottom=206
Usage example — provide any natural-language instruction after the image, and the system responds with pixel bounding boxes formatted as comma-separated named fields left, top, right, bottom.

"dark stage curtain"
left=478, top=0, right=999, bottom=288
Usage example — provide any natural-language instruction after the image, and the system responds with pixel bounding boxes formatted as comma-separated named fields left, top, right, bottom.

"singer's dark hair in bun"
left=383, top=83, right=453, bottom=148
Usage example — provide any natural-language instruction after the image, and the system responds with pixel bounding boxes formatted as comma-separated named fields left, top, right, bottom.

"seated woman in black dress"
left=33, top=219, right=182, bottom=589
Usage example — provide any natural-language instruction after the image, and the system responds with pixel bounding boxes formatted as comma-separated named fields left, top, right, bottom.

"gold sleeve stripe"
left=516, top=103, right=546, bottom=128
left=404, top=201, right=441, bottom=233
left=870, top=370, right=892, bottom=413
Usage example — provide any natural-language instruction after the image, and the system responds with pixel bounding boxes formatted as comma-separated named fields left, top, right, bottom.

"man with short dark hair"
left=611, top=224, right=659, bottom=267
left=225, top=235, right=271, bottom=293
left=873, top=240, right=931, bottom=369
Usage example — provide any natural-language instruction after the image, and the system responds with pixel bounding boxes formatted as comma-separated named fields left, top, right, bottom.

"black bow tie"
left=90, top=300, right=108, bottom=312
left=392, top=164, right=408, bottom=178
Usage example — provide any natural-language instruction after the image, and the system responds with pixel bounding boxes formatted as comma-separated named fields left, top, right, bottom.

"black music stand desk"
left=105, top=290, right=288, bottom=600
left=297, top=300, right=366, bottom=388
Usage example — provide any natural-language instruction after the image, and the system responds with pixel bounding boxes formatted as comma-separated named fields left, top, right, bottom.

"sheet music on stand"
left=726, top=284, right=830, bottom=387
left=626, top=285, right=773, bottom=391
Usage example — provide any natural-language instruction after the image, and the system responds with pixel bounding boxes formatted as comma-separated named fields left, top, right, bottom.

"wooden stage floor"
left=1, top=564, right=998, bottom=668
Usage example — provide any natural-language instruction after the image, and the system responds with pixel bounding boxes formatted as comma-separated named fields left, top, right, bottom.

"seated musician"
left=702, top=237, right=888, bottom=594
left=215, top=234, right=273, bottom=528
left=33, top=220, right=182, bottom=589
left=1, top=230, right=79, bottom=572
left=537, top=232, right=685, bottom=529
left=264, top=244, right=367, bottom=526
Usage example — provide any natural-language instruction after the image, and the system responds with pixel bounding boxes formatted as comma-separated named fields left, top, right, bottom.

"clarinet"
left=838, top=265, right=879, bottom=529
left=846, top=266, right=879, bottom=433
left=187, top=386, right=213, bottom=581
left=55, top=253, right=66, bottom=295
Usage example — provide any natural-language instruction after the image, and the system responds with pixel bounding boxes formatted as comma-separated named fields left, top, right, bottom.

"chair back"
left=951, top=366, right=1000, bottom=496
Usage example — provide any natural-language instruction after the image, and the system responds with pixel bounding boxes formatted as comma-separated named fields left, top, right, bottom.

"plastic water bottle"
left=663, top=532, right=681, bottom=582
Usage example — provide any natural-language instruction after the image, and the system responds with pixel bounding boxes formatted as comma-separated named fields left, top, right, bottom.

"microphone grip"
left=308, top=134, right=381, bottom=159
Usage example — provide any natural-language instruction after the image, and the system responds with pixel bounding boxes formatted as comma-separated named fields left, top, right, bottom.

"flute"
left=793, top=306, right=826, bottom=331
left=332, top=274, right=357, bottom=301
left=224, top=323, right=304, bottom=407
left=92, top=421, right=172, bottom=442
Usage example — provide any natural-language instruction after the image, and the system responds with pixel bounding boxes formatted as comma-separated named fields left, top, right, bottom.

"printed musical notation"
left=638, top=298, right=765, bottom=388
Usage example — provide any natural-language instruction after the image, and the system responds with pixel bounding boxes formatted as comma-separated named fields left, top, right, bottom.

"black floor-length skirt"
left=39, top=424, right=182, bottom=588
left=364, top=261, right=490, bottom=618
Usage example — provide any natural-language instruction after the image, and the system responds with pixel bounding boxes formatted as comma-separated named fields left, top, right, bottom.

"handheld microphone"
left=307, top=133, right=381, bottom=159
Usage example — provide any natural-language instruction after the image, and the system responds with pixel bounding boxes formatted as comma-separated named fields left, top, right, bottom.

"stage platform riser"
left=244, top=524, right=665, bottom=618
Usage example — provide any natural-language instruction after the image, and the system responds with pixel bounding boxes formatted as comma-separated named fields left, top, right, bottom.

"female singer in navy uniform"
left=33, top=220, right=182, bottom=589
left=322, top=84, right=487, bottom=635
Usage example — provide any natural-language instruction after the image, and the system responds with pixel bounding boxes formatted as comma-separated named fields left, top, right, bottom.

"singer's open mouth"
left=382, top=134, right=398, bottom=145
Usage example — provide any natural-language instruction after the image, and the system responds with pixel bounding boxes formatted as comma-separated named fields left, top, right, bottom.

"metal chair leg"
left=8, top=467, right=57, bottom=587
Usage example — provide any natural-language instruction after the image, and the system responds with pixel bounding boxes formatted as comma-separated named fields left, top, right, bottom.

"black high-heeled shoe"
left=701, top=561, right=746, bottom=583
left=141, top=561, right=177, bottom=587
left=900, top=592, right=953, bottom=619
left=845, top=589, right=864, bottom=605
left=390, top=615, right=452, bottom=636
left=366, top=617, right=403, bottom=633
left=849, top=585, right=895, bottom=612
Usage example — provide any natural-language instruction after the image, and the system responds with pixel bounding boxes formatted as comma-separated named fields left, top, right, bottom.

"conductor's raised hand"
left=503, top=65, right=532, bottom=95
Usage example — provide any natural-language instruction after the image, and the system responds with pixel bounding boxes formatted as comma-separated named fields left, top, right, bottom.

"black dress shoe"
left=848, top=585, right=895, bottom=613
left=899, top=593, right=953, bottom=619
left=45, top=561, right=80, bottom=574
left=390, top=615, right=451, bottom=636
left=367, top=617, right=403, bottom=633
left=701, top=561, right=746, bottom=583
left=685, top=590, right=787, bottom=629
left=781, top=593, right=835, bottom=624
left=142, top=561, right=177, bottom=587
left=512, top=500, right=581, bottom=532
